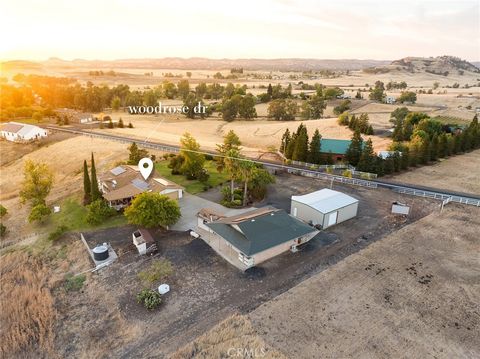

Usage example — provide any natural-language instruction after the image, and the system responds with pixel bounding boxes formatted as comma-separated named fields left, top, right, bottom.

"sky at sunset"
left=1, top=0, right=478, bottom=61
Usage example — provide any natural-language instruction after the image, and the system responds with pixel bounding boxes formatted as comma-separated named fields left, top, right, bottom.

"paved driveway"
left=171, top=193, right=253, bottom=231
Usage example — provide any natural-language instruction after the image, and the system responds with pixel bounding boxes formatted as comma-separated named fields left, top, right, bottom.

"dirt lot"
left=390, top=149, right=480, bottom=195
left=53, top=173, right=438, bottom=358
left=248, top=204, right=480, bottom=359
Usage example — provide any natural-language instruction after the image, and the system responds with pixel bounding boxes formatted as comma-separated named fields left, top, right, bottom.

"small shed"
left=291, top=189, right=359, bottom=229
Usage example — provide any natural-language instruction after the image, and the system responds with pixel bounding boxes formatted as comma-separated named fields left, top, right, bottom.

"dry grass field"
left=248, top=204, right=480, bottom=358
left=391, top=149, right=480, bottom=194
left=170, top=314, right=286, bottom=359
left=0, top=251, right=56, bottom=358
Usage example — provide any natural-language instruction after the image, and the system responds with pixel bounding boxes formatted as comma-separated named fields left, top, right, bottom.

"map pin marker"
left=138, top=157, right=153, bottom=180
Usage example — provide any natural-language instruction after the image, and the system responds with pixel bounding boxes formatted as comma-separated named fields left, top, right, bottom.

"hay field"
left=391, top=149, right=480, bottom=194
left=248, top=204, right=480, bottom=358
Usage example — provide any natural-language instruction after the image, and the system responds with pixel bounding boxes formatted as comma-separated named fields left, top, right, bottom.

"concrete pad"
left=171, top=192, right=254, bottom=231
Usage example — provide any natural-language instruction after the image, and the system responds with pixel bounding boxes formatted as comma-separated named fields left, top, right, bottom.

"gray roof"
left=206, top=208, right=317, bottom=256
left=110, top=166, right=126, bottom=176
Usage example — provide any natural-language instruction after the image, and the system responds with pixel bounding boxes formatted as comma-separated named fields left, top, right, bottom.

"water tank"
left=158, top=284, right=170, bottom=295
left=92, top=245, right=109, bottom=261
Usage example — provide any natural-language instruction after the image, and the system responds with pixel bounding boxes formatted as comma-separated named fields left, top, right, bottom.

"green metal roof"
left=206, top=209, right=317, bottom=256
left=320, top=139, right=352, bottom=155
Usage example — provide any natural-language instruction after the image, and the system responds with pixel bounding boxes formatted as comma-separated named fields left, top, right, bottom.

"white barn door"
left=327, top=211, right=337, bottom=227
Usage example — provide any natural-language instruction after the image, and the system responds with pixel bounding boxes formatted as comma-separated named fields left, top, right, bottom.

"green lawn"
left=36, top=195, right=127, bottom=233
left=155, top=159, right=229, bottom=194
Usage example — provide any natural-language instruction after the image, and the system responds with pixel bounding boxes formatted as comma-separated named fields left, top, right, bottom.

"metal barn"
left=291, top=189, right=359, bottom=229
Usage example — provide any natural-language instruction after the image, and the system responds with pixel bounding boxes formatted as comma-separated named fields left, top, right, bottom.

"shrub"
left=0, top=223, right=6, bottom=237
left=137, top=289, right=162, bottom=310
left=138, top=259, right=173, bottom=284
left=48, top=225, right=69, bottom=241
left=28, top=203, right=51, bottom=223
left=64, top=273, right=86, bottom=292
left=0, top=204, right=7, bottom=217
left=86, top=199, right=116, bottom=225
left=204, top=154, right=214, bottom=161
left=342, top=169, right=353, bottom=178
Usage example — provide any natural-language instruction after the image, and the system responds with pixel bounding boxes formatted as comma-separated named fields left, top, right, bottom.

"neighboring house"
left=320, top=138, right=358, bottom=161
left=99, top=165, right=183, bottom=210
left=0, top=122, right=48, bottom=142
left=385, top=96, right=396, bottom=104
left=291, top=188, right=359, bottom=229
left=197, top=207, right=319, bottom=270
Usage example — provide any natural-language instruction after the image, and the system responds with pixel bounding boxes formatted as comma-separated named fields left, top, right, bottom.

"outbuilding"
left=291, top=188, right=359, bottom=229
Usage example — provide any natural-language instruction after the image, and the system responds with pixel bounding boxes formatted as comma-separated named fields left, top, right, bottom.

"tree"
left=355, top=90, right=362, bottom=99
left=267, top=83, right=273, bottom=99
left=398, top=91, right=417, bottom=104
left=333, top=100, right=351, bottom=115
left=125, top=192, right=181, bottom=228
left=195, top=82, right=207, bottom=98
left=118, top=117, right=124, bottom=128
left=180, top=132, right=206, bottom=180
left=128, top=122, right=134, bottom=128
left=90, top=153, right=102, bottom=201
left=237, top=160, right=256, bottom=206
left=83, top=160, right=91, bottom=205
left=238, top=95, right=257, bottom=119
left=86, top=199, right=116, bottom=225
left=107, top=119, right=114, bottom=128
left=137, top=288, right=162, bottom=310
left=177, top=80, right=190, bottom=100
left=248, top=167, right=275, bottom=201
left=127, top=142, right=149, bottom=165
left=280, top=128, right=291, bottom=154
left=28, top=203, right=51, bottom=223
left=267, top=99, right=297, bottom=121
left=32, top=111, right=43, bottom=123
left=217, top=131, right=242, bottom=201
left=345, top=130, right=363, bottom=167
left=20, top=160, right=54, bottom=206
left=357, top=138, right=376, bottom=172
left=292, top=124, right=309, bottom=162
left=186, top=71, right=192, bottom=78
left=221, top=98, right=239, bottom=121
left=307, top=129, right=322, bottom=164
left=301, top=95, right=326, bottom=119
left=111, top=96, right=121, bottom=110
left=369, top=81, right=386, bottom=102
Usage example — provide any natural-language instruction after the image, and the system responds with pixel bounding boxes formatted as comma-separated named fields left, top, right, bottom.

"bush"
left=138, top=259, right=173, bottom=284
left=86, top=199, right=116, bottom=225
left=0, top=223, right=6, bottom=237
left=0, top=204, right=7, bottom=217
left=28, top=203, right=51, bottom=223
left=64, top=273, right=86, bottom=292
left=342, top=169, right=352, bottom=178
left=48, top=225, right=69, bottom=241
left=137, top=289, right=162, bottom=310
left=204, top=154, right=214, bottom=161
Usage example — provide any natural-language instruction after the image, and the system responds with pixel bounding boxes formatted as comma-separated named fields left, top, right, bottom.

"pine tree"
left=392, top=151, right=401, bottom=172
left=419, top=137, right=431, bottom=164
left=438, top=133, right=448, bottom=158
left=90, top=153, right=102, bottom=201
left=375, top=156, right=385, bottom=176
left=118, top=117, right=124, bottom=128
left=308, top=129, right=322, bottom=164
left=345, top=129, right=363, bottom=167
left=384, top=156, right=395, bottom=174
left=108, top=119, right=114, bottom=128
left=430, top=134, right=439, bottom=161
left=285, top=133, right=296, bottom=159
left=267, top=83, right=273, bottom=99
left=280, top=128, right=291, bottom=154
left=83, top=160, right=91, bottom=205
left=357, top=138, right=376, bottom=172
left=128, top=122, right=134, bottom=128
left=400, top=146, right=410, bottom=170
left=292, top=124, right=309, bottom=162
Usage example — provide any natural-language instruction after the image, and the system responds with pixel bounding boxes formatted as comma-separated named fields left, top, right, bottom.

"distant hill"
left=364, top=56, right=480, bottom=75
left=2, top=57, right=390, bottom=72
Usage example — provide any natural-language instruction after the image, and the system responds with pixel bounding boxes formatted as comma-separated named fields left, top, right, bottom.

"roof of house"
left=292, top=188, right=358, bottom=214
left=206, top=207, right=317, bottom=256
left=100, top=165, right=183, bottom=201
left=320, top=138, right=352, bottom=155
left=1, top=122, right=46, bottom=136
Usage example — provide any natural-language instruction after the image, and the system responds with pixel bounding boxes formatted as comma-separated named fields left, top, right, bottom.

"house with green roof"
left=320, top=138, right=363, bottom=161
left=197, top=207, right=319, bottom=270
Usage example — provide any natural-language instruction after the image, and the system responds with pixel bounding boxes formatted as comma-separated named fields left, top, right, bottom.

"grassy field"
left=154, top=159, right=229, bottom=194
